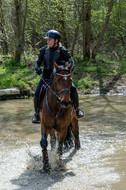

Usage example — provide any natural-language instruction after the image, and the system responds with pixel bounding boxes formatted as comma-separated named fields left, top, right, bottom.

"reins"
left=45, top=87, right=64, bottom=121
left=42, top=77, right=61, bottom=101
left=42, top=70, right=72, bottom=121
left=42, top=72, right=72, bottom=101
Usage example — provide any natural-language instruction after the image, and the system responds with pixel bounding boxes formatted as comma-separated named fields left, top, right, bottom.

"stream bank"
left=0, top=76, right=126, bottom=101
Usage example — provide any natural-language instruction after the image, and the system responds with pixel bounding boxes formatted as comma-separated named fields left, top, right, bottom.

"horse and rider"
left=32, top=29, right=85, bottom=170
left=32, top=29, right=84, bottom=124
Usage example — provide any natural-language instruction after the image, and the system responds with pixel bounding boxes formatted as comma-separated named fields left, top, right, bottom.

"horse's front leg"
left=40, top=125, right=50, bottom=171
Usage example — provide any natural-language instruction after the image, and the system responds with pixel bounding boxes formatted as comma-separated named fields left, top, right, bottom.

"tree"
left=13, top=0, right=28, bottom=61
left=1, top=0, right=125, bottom=61
left=81, top=0, right=91, bottom=59
left=92, top=0, right=114, bottom=59
left=0, top=0, right=8, bottom=55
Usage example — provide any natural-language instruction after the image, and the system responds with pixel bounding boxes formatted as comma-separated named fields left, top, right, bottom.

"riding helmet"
left=44, top=30, right=61, bottom=40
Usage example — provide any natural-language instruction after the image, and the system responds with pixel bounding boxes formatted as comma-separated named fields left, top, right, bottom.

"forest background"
left=0, top=0, right=126, bottom=97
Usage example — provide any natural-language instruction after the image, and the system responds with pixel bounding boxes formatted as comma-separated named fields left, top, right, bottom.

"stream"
left=0, top=95, right=126, bottom=190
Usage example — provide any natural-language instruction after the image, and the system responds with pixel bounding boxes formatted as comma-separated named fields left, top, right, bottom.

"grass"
left=73, top=59, right=126, bottom=93
left=0, top=59, right=39, bottom=96
left=0, top=57, right=126, bottom=97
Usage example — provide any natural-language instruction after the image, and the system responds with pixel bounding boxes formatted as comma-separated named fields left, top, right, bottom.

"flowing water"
left=0, top=95, right=126, bottom=190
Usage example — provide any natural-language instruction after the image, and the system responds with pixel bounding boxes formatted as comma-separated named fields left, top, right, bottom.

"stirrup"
left=76, top=108, right=85, bottom=119
left=32, top=113, right=40, bottom=124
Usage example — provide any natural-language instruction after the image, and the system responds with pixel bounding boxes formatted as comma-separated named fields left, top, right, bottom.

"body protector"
left=35, top=45, right=75, bottom=79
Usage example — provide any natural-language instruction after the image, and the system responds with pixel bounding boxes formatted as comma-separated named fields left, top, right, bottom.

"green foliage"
left=0, top=56, right=126, bottom=96
left=77, top=76, right=98, bottom=94
left=0, top=59, right=39, bottom=95
left=1, top=0, right=126, bottom=60
left=73, top=58, right=126, bottom=93
left=1, top=0, right=126, bottom=96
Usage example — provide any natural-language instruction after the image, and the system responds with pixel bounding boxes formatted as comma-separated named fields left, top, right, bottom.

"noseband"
left=58, top=88, right=70, bottom=95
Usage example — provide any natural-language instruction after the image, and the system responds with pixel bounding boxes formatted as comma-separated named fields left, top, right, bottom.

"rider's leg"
left=32, top=78, right=44, bottom=124
left=71, top=83, right=85, bottom=119
left=32, top=95, right=41, bottom=123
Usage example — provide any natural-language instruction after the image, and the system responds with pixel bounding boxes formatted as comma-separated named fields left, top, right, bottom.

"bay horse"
left=40, top=63, right=80, bottom=170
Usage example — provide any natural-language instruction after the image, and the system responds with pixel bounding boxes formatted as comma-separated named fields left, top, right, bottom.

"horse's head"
left=52, top=62, right=73, bottom=108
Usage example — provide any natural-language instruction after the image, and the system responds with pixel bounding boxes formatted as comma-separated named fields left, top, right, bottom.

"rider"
left=32, top=29, right=84, bottom=123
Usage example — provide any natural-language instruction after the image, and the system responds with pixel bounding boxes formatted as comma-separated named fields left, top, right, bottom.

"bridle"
left=54, top=72, right=72, bottom=97
left=42, top=70, right=72, bottom=101
left=43, top=70, right=72, bottom=121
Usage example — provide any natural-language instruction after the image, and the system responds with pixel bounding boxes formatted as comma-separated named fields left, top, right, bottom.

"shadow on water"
left=79, top=95, right=126, bottom=145
left=10, top=149, right=77, bottom=190
left=81, top=95, right=126, bottom=127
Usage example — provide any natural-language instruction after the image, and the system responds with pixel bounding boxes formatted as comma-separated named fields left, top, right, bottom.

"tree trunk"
left=71, top=25, right=79, bottom=56
left=13, top=0, right=28, bottom=61
left=84, top=0, right=91, bottom=59
left=81, top=0, right=91, bottom=60
left=92, top=0, right=114, bottom=59
left=71, top=1, right=80, bottom=56
left=0, top=0, right=8, bottom=55
left=81, top=0, right=85, bottom=60
left=57, top=4, right=68, bottom=48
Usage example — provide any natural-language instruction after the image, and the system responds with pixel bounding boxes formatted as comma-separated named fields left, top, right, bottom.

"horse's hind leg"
left=64, top=123, right=73, bottom=148
left=57, top=129, right=67, bottom=158
left=71, top=118, right=80, bottom=150
left=50, top=129, right=56, bottom=150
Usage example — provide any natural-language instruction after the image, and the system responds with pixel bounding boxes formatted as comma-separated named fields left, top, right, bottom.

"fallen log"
left=0, top=88, right=20, bottom=96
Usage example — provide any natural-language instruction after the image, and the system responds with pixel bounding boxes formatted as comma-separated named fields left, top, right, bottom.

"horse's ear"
left=67, top=63, right=73, bottom=71
left=53, top=62, right=59, bottom=71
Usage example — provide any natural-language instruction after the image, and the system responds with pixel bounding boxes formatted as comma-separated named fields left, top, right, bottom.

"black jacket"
left=35, top=45, right=75, bottom=78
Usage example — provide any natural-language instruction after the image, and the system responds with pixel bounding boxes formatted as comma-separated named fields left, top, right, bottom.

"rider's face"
left=47, top=38, right=58, bottom=48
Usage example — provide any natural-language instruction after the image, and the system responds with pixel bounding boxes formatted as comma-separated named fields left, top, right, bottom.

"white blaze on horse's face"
left=64, top=76, right=67, bottom=80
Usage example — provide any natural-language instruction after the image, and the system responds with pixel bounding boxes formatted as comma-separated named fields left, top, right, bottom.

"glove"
left=36, top=68, right=42, bottom=75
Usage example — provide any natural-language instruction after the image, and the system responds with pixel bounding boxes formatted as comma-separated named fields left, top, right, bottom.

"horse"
left=40, top=62, right=80, bottom=170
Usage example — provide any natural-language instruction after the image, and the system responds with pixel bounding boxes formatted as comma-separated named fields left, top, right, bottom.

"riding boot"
left=71, top=88, right=85, bottom=119
left=32, top=95, right=41, bottom=124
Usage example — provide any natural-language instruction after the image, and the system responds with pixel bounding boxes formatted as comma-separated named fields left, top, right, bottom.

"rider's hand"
left=36, top=68, right=42, bottom=75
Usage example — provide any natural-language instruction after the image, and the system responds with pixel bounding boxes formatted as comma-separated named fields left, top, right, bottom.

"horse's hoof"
left=43, top=163, right=51, bottom=172
left=75, top=144, right=80, bottom=150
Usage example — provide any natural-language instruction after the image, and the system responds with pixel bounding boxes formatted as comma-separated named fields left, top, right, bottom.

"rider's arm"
left=35, top=46, right=46, bottom=75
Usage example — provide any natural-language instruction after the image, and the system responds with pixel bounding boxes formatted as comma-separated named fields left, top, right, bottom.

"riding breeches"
left=35, top=77, right=46, bottom=98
